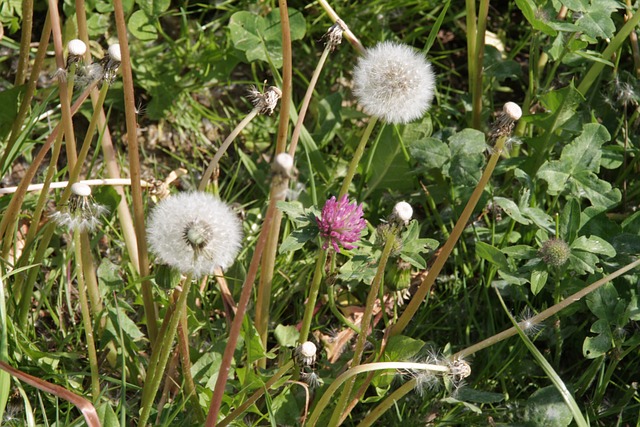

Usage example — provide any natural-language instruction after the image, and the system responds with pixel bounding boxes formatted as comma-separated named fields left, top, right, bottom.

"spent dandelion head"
left=322, top=22, right=344, bottom=51
left=316, top=195, right=366, bottom=252
left=100, top=43, right=121, bottom=83
left=50, top=182, right=108, bottom=232
left=294, top=341, right=318, bottom=367
left=353, top=41, right=436, bottom=124
left=66, top=39, right=86, bottom=67
left=247, top=85, right=282, bottom=115
left=389, top=201, right=413, bottom=227
left=489, top=101, right=522, bottom=144
left=147, top=192, right=243, bottom=277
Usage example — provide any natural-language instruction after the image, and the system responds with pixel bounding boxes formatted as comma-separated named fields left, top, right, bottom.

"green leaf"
left=583, top=319, right=612, bottom=358
left=538, top=123, right=621, bottom=207
left=409, top=137, right=450, bottom=170
left=571, top=235, right=616, bottom=257
left=108, top=306, right=145, bottom=341
left=493, top=196, right=531, bottom=225
left=559, top=198, right=581, bottom=243
left=445, top=128, right=486, bottom=186
left=534, top=84, right=584, bottom=135
left=366, top=125, right=415, bottom=194
left=98, top=403, right=120, bottom=427
left=274, top=324, right=299, bottom=348
left=228, top=8, right=306, bottom=68
left=383, top=335, right=425, bottom=361
left=279, top=227, right=317, bottom=253
left=136, top=0, right=170, bottom=17
left=475, top=241, right=509, bottom=271
left=530, top=266, right=549, bottom=295
left=0, top=85, right=23, bottom=140
left=525, top=386, right=575, bottom=426
left=515, top=0, right=558, bottom=36
left=455, top=388, right=505, bottom=404
left=128, top=10, right=157, bottom=41
left=586, top=282, right=622, bottom=322
left=575, top=1, right=621, bottom=40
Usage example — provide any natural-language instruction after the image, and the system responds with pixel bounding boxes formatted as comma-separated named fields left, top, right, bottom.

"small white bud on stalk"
left=390, top=201, right=413, bottom=226
left=295, top=341, right=317, bottom=366
left=67, top=39, right=87, bottom=57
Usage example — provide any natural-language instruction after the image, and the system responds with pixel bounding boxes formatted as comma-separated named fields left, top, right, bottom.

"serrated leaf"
left=408, top=137, right=450, bottom=170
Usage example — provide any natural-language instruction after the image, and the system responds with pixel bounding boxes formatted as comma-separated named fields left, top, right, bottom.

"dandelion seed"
left=147, top=192, right=243, bottom=277
left=76, top=63, right=104, bottom=88
left=247, top=85, right=282, bottom=115
left=316, top=195, right=366, bottom=252
left=50, top=183, right=108, bottom=232
left=353, top=41, right=436, bottom=124
left=518, top=307, right=543, bottom=336
left=539, top=238, right=570, bottom=267
left=300, top=371, right=323, bottom=389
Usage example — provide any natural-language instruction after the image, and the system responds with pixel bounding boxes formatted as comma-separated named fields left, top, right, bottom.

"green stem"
left=355, top=379, right=417, bottom=427
left=453, top=256, right=640, bottom=360
left=198, top=108, right=259, bottom=192
left=577, top=10, right=640, bottom=96
left=113, top=0, right=158, bottom=345
left=299, top=249, right=328, bottom=344
left=138, top=278, right=193, bottom=427
left=390, top=135, right=508, bottom=337
left=307, top=362, right=448, bottom=427
left=217, top=360, right=295, bottom=427
left=73, top=231, right=100, bottom=401
left=471, top=0, right=490, bottom=129
left=315, top=0, right=365, bottom=54
left=329, top=232, right=396, bottom=426
left=339, top=117, right=378, bottom=197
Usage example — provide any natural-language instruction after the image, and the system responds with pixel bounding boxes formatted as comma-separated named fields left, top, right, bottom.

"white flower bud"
left=70, top=182, right=92, bottom=197
left=108, top=44, right=121, bottom=62
left=503, top=102, right=522, bottom=121
left=273, top=152, right=294, bottom=175
left=300, top=341, right=317, bottom=358
left=68, top=39, right=87, bottom=56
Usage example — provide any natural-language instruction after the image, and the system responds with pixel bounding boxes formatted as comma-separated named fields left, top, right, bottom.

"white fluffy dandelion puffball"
left=147, top=192, right=243, bottom=277
left=353, top=41, right=436, bottom=124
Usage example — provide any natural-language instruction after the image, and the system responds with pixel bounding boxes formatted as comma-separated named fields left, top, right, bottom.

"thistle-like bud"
left=539, top=238, right=570, bottom=267
left=50, top=182, right=108, bottom=232
left=248, top=85, right=282, bottom=115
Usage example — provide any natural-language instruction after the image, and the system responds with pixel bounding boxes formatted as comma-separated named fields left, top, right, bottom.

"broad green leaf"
left=502, top=245, right=538, bottom=259
left=271, top=386, right=300, bottom=425
left=279, top=227, right=317, bottom=253
left=560, top=0, right=588, bottom=12
left=538, top=123, right=620, bottom=207
left=445, top=128, right=486, bottom=186
left=530, top=266, right=549, bottom=295
left=535, top=84, right=584, bottom=135
left=108, top=306, right=145, bottom=341
left=229, top=9, right=306, bottom=68
left=571, top=235, right=616, bottom=257
left=366, top=125, right=414, bottom=194
left=583, top=319, right=612, bottom=358
left=0, top=85, right=23, bottom=140
left=475, top=241, right=509, bottom=270
left=128, top=10, right=157, bottom=41
left=274, top=324, right=299, bottom=348
left=560, top=198, right=580, bottom=243
left=383, top=335, right=425, bottom=361
left=98, top=403, right=120, bottom=427
left=136, top=0, right=170, bottom=17
left=515, top=0, right=557, bottom=36
left=525, top=386, right=575, bottom=426
left=455, top=388, right=505, bottom=404
left=586, top=282, right=623, bottom=322
left=575, top=1, right=621, bottom=40
left=493, top=196, right=530, bottom=225
left=409, top=137, right=450, bottom=170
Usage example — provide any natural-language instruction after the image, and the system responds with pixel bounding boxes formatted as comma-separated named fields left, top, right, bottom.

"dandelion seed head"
left=316, top=195, right=366, bottom=252
left=295, top=341, right=317, bottom=366
left=353, top=41, right=436, bottom=124
left=147, top=192, right=243, bottom=277
left=51, top=183, right=107, bottom=232
left=247, top=85, right=282, bottom=115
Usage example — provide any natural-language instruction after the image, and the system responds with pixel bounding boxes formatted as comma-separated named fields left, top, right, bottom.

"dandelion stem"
left=73, top=231, right=100, bottom=401
left=390, top=135, right=508, bottom=337
left=329, top=232, right=396, bottom=426
left=138, top=277, right=193, bottom=427
left=454, top=256, right=640, bottom=360
left=315, top=0, right=365, bottom=55
left=205, top=196, right=278, bottom=426
left=217, top=360, right=295, bottom=427
left=299, top=248, right=328, bottom=344
left=356, top=378, right=417, bottom=427
left=308, top=362, right=448, bottom=427
left=198, top=108, right=259, bottom=192
left=339, top=117, right=377, bottom=197
left=471, top=0, right=490, bottom=129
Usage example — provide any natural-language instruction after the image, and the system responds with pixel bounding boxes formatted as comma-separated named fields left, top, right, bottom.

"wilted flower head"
left=147, top=192, right=243, bottom=277
left=316, top=195, right=366, bottom=252
left=322, top=22, right=344, bottom=51
left=353, top=41, right=436, bottom=124
left=50, top=182, right=108, bottom=232
left=539, top=238, right=570, bottom=267
left=247, top=85, right=282, bottom=115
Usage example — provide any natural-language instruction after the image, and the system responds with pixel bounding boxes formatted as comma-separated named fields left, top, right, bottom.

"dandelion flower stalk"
left=308, top=361, right=468, bottom=427
left=299, top=248, right=328, bottom=344
left=339, top=117, right=378, bottom=197
left=390, top=103, right=521, bottom=338
left=315, top=0, right=365, bottom=54
left=72, top=230, right=100, bottom=401
left=329, top=231, right=396, bottom=426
